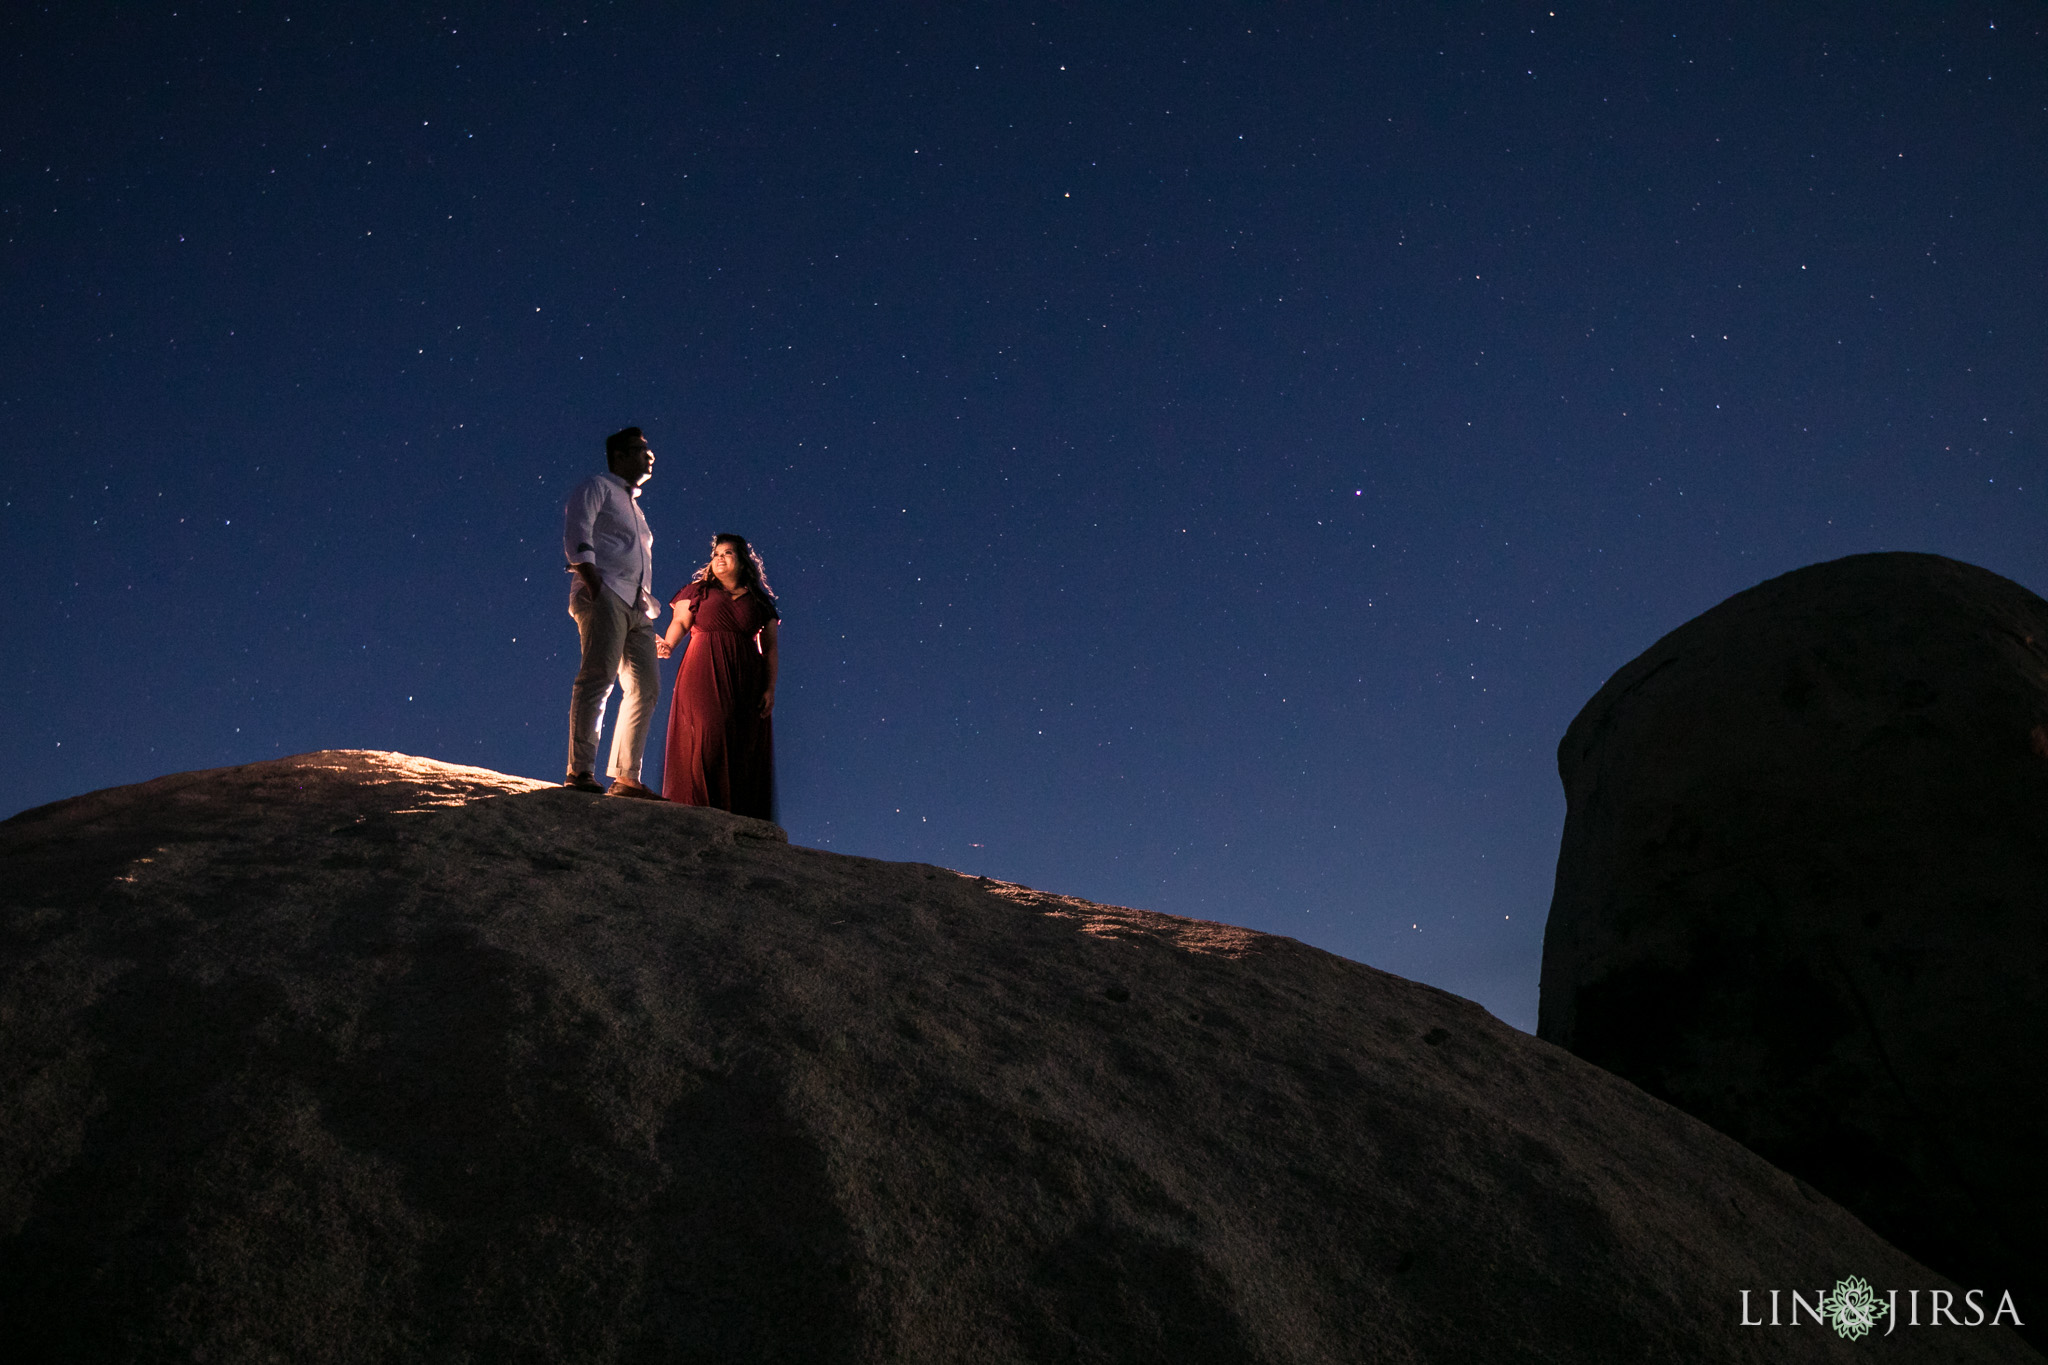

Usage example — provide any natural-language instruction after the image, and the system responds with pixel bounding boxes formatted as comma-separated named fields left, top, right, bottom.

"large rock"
left=1540, top=552, right=2048, bottom=1348
left=2, top=751, right=2032, bottom=1363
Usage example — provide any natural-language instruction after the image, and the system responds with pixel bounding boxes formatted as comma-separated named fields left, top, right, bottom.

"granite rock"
left=1540, top=552, right=2048, bottom=1349
left=2, top=749, right=2033, bottom=1362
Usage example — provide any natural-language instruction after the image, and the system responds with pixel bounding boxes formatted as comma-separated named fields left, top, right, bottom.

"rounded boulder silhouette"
left=1540, top=552, right=2048, bottom=1346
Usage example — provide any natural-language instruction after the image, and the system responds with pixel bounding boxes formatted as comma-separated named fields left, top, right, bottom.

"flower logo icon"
left=1820, top=1275, right=1888, bottom=1341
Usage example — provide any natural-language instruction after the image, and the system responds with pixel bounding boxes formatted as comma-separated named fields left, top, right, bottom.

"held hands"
left=660, top=598, right=695, bottom=661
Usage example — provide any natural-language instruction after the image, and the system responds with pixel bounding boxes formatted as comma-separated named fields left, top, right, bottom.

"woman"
left=656, top=534, right=780, bottom=817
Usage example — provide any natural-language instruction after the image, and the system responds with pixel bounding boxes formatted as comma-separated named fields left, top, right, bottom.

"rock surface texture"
left=1540, top=552, right=2048, bottom=1350
left=2, top=750, right=2033, bottom=1363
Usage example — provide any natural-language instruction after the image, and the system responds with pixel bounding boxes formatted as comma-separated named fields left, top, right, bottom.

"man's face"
left=610, top=442, right=655, bottom=486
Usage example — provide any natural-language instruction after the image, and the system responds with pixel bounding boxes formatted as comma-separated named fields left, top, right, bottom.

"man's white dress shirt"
left=563, top=471, right=656, bottom=617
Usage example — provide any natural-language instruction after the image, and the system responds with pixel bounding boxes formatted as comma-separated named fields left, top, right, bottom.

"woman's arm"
left=758, top=619, right=779, bottom=717
left=657, top=595, right=696, bottom=658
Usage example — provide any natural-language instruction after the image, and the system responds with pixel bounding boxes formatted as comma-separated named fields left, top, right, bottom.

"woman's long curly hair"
left=692, top=533, right=775, bottom=600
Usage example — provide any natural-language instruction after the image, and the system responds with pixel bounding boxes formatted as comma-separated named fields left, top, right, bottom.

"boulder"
left=2, top=749, right=2032, bottom=1362
left=1540, top=551, right=2048, bottom=1349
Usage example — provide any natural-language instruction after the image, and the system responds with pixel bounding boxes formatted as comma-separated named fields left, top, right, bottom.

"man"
left=562, top=426, right=664, bottom=797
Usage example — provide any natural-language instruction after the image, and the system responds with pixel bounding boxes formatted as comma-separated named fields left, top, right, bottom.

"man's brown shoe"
left=563, top=774, right=603, bottom=793
left=607, top=780, right=664, bottom=801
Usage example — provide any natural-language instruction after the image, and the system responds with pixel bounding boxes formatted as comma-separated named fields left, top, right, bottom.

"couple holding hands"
left=562, top=426, right=780, bottom=819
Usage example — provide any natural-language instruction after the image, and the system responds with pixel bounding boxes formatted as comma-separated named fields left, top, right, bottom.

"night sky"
left=6, top=3, right=2044, bottom=1031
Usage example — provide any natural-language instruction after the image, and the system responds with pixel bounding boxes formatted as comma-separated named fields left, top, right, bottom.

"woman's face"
left=710, top=542, right=741, bottom=584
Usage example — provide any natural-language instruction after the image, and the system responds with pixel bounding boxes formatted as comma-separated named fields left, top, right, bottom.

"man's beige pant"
left=566, top=579, right=659, bottom=782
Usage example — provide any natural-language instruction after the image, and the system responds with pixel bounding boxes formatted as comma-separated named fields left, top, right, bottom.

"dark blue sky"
left=6, top=2, right=2043, bottom=1030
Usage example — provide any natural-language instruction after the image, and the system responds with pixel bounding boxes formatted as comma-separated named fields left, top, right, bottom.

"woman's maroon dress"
left=660, top=581, right=779, bottom=817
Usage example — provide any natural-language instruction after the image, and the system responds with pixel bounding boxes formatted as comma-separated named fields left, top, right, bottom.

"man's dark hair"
left=605, top=426, right=648, bottom=462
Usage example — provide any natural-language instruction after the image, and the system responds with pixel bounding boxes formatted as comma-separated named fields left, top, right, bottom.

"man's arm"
left=563, top=480, right=605, bottom=592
